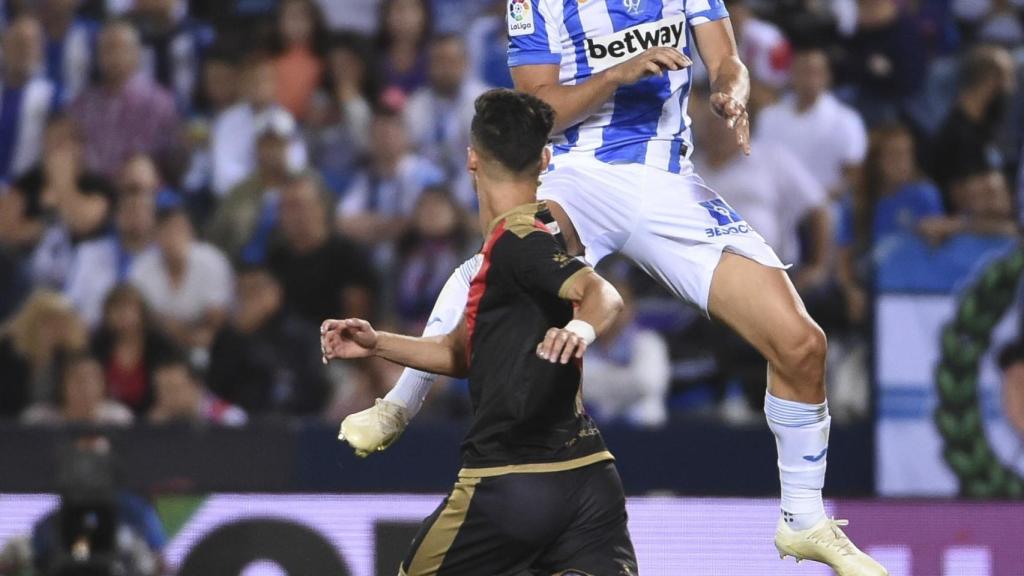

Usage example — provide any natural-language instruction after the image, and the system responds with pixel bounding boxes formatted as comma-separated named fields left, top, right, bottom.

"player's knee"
left=773, top=319, right=827, bottom=386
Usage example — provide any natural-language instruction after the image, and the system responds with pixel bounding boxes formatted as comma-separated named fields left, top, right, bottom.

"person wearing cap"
left=210, top=55, right=308, bottom=196
left=207, top=107, right=324, bottom=263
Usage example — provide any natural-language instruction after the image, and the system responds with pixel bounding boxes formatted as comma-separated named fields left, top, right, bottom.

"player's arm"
left=536, top=269, right=624, bottom=364
left=692, top=18, right=751, bottom=154
left=512, top=50, right=690, bottom=134
left=321, top=317, right=469, bottom=378
left=503, top=230, right=623, bottom=364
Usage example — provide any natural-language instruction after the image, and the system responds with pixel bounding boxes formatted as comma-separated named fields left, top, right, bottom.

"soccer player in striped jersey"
left=339, top=2, right=887, bottom=574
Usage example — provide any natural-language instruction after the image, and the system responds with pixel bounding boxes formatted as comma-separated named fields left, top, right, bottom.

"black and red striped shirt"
left=460, top=202, right=610, bottom=471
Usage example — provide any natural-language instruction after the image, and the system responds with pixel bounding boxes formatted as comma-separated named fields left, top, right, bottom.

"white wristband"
left=564, top=319, right=597, bottom=345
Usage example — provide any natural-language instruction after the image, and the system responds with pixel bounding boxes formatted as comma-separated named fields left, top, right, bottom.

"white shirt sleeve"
left=623, top=330, right=671, bottom=427
left=199, top=244, right=234, bottom=310
left=211, top=108, right=251, bottom=196
left=752, top=105, right=781, bottom=144
left=127, top=251, right=164, bottom=315
left=772, top=145, right=827, bottom=219
left=839, top=108, right=868, bottom=165
left=337, top=174, right=370, bottom=218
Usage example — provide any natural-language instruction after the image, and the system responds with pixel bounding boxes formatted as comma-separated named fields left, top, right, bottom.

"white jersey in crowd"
left=507, top=0, right=729, bottom=173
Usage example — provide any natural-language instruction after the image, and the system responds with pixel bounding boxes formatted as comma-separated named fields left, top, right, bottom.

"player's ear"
left=467, top=146, right=479, bottom=174
left=539, top=146, right=551, bottom=173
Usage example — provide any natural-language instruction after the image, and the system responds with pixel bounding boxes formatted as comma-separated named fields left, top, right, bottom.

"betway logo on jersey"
left=585, top=14, right=687, bottom=73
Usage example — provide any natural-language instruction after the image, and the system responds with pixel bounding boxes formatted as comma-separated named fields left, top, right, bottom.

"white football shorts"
left=538, top=155, right=786, bottom=313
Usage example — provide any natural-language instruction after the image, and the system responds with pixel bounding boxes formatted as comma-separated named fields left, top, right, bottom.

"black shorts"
left=399, top=460, right=637, bottom=576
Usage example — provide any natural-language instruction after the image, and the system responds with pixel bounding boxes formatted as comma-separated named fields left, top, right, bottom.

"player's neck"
left=475, top=177, right=538, bottom=236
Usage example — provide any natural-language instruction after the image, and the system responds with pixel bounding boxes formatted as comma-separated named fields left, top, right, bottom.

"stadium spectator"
left=207, top=108, right=300, bottom=263
left=1018, top=147, right=1024, bottom=225
left=91, top=284, right=175, bottom=416
left=70, top=19, right=179, bottom=180
left=11, top=112, right=92, bottom=216
left=22, top=351, right=133, bottom=426
left=0, top=15, right=56, bottom=184
left=149, top=352, right=247, bottom=426
left=38, top=0, right=97, bottom=105
left=28, top=168, right=114, bottom=291
left=271, top=0, right=328, bottom=120
left=727, top=0, right=792, bottom=90
left=998, top=340, right=1024, bottom=436
left=464, top=0, right=514, bottom=89
left=838, top=0, right=928, bottom=125
left=394, top=188, right=473, bottom=332
left=375, top=0, right=431, bottom=96
left=930, top=45, right=1016, bottom=204
left=132, top=0, right=214, bottom=110
left=0, top=290, right=88, bottom=418
left=207, top=266, right=330, bottom=415
left=403, top=34, right=488, bottom=207
left=755, top=46, right=868, bottom=199
left=194, top=46, right=240, bottom=117
left=305, top=32, right=374, bottom=193
left=0, top=232, right=31, bottom=322
left=897, top=168, right=1018, bottom=247
left=268, top=174, right=377, bottom=324
left=919, top=168, right=1020, bottom=243
left=337, top=107, right=444, bottom=245
left=691, top=88, right=831, bottom=290
left=210, top=55, right=307, bottom=196
left=129, top=203, right=233, bottom=355
left=176, top=47, right=240, bottom=215
left=582, top=272, right=671, bottom=428
left=837, top=124, right=946, bottom=324
left=65, top=154, right=161, bottom=327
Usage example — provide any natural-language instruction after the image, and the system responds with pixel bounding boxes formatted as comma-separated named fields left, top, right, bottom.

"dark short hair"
left=153, top=348, right=201, bottom=381
left=998, top=340, right=1024, bottom=371
left=470, top=89, right=555, bottom=174
left=960, top=45, right=1009, bottom=92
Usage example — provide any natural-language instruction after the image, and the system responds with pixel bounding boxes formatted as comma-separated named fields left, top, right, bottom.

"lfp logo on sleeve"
left=508, top=0, right=535, bottom=37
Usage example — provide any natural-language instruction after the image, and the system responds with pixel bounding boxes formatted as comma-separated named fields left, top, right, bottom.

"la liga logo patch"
left=508, top=0, right=535, bottom=36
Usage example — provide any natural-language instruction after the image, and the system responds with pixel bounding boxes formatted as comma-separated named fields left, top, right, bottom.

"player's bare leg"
left=709, top=252, right=886, bottom=576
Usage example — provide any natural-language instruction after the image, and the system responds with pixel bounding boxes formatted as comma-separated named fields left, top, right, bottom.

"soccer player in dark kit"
left=320, top=89, right=637, bottom=576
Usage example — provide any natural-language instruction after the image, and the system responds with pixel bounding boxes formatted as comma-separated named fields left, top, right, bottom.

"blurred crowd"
left=0, top=0, right=1021, bottom=431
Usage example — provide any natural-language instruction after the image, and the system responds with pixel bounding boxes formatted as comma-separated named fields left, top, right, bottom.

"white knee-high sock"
left=383, top=255, right=480, bottom=417
left=764, top=392, right=829, bottom=531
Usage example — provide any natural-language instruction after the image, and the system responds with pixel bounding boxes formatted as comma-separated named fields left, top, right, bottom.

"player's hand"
left=710, top=92, right=751, bottom=155
left=320, top=318, right=378, bottom=362
left=606, top=47, right=692, bottom=87
left=536, top=327, right=588, bottom=364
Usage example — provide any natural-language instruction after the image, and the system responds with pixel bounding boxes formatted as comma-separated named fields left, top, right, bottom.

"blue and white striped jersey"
left=507, top=0, right=729, bottom=173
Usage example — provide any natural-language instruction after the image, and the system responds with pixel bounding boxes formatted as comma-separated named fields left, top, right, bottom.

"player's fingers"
left=643, top=61, right=663, bottom=77
left=537, top=328, right=558, bottom=360
left=574, top=339, right=588, bottom=360
left=649, top=52, right=681, bottom=71
left=320, top=319, right=343, bottom=335
left=545, top=331, right=565, bottom=363
left=658, top=47, right=691, bottom=68
left=737, top=115, right=752, bottom=155
left=551, top=330, right=574, bottom=363
left=559, top=334, right=580, bottom=364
